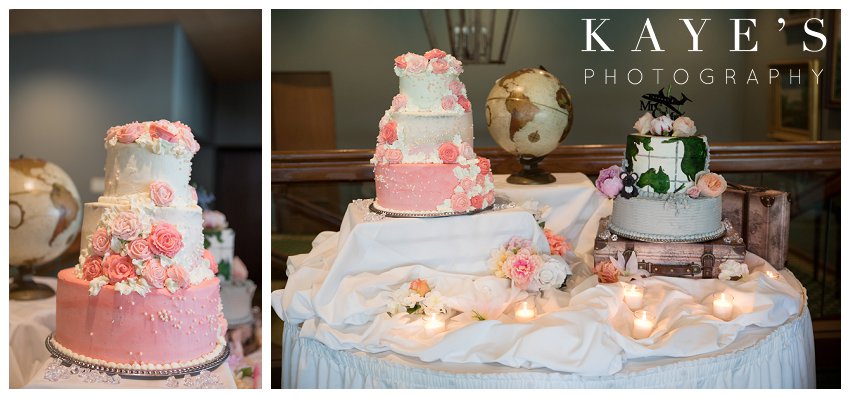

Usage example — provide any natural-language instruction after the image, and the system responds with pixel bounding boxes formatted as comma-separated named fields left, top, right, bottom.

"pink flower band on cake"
left=105, top=120, right=200, bottom=154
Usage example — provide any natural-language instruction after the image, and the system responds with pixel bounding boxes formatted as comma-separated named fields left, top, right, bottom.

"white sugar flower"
left=527, top=255, right=570, bottom=292
left=719, top=260, right=749, bottom=281
left=88, top=276, right=108, bottom=296
left=115, top=280, right=133, bottom=295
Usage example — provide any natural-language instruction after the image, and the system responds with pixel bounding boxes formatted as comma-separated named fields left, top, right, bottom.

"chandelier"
left=421, top=10, right=519, bottom=64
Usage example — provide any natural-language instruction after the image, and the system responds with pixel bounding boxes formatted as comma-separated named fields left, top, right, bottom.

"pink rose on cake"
left=103, top=254, right=136, bottom=283
left=504, top=249, right=540, bottom=290
left=151, top=119, right=179, bottom=143
left=391, top=94, right=407, bottom=111
left=385, top=149, right=404, bottom=164
left=459, top=178, right=475, bottom=192
left=459, top=142, right=475, bottom=160
left=441, top=95, right=456, bottom=110
left=90, top=227, right=111, bottom=256
left=592, top=259, right=621, bottom=284
left=431, top=58, right=449, bottom=74
left=633, top=112, right=653, bottom=135
left=150, top=181, right=174, bottom=206
left=595, top=165, right=624, bottom=199
left=485, top=191, right=495, bottom=206
left=82, top=256, right=103, bottom=281
left=449, top=80, right=465, bottom=96
left=116, top=123, right=145, bottom=143
left=424, top=48, right=447, bottom=59
left=470, top=195, right=484, bottom=209
left=650, top=115, right=674, bottom=135
left=174, top=121, right=200, bottom=153
left=687, top=185, right=701, bottom=199
left=203, top=249, right=219, bottom=274
left=696, top=172, right=727, bottom=197
left=110, top=211, right=141, bottom=240
left=147, top=222, right=184, bottom=258
left=142, top=258, right=168, bottom=288
left=449, top=58, right=463, bottom=74
left=405, top=54, right=428, bottom=73
left=379, top=120, right=398, bottom=144
left=456, top=95, right=471, bottom=113
left=127, top=238, right=153, bottom=260
left=478, top=158, right=491, bottom=175
left=451, top=192, right=471, bottom=212
left=438, top=142, right=459, bottom=163
left=544, top=228, right=570, bottom=257
left=166, top=265, right=190, bottom=289
left=394, top=54, right=408, bottom=69
left=409, top=278, right=431, bottom=296
left=672, top=116, right=697, bottom=137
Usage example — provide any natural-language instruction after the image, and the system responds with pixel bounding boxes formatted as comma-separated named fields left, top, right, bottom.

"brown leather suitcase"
left=721, top=184, right=791, bottom=269
left=594, top=217, right=747, bottom=279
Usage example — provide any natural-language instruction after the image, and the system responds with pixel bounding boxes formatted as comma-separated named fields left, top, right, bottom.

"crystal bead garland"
left=43, top=358, right=121, bottom=384
left=165, top=370, right=223, bottom=389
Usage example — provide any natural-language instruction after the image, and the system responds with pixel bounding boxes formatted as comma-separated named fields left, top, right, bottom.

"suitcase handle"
left=637, top=261, right=703, bottom=278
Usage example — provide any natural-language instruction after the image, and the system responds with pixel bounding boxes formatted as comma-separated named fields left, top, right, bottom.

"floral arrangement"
left=593, top=251, right=649, bottom=283
left=718, top=259, right=749, bottom=281
left=633, top=112, right=697, bottom=137
left=388, top=279, right=447, bottom=316
left=105, top=119, right=200, bottom=155
left=595, top=165, right=727, bottom=200
left=489, top=237, right=569, bottom=291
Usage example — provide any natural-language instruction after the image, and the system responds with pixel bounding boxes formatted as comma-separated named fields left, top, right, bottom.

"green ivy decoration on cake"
left=636, top=166, right=670, bottom=193
left=625, top=135, right=654, bottom=172
left=662, top=137, right=707, bottom=182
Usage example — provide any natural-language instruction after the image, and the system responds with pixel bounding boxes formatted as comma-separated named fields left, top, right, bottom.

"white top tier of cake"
left=394, top=50, right=467, bottom=113
left=624, top=134, right=710, bottom=194
left=103, top=143, right=196, bottom=207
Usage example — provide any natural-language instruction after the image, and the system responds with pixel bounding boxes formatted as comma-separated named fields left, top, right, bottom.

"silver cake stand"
left=369, top=202, right=494, bottom=218
left=45, top=333, right=229, bottom=378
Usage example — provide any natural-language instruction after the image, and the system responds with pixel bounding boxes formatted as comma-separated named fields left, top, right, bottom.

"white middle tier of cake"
left=381, top=111, right=473, bottom=164
left=104, top=143, right=196, bottom=207
left=609, top=194, right=725, bottom=243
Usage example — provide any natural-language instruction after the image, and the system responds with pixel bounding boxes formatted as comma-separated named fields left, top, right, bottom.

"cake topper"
left=640, top=85, right=691, bottom=118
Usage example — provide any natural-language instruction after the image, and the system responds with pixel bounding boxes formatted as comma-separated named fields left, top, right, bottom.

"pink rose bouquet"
left=150, top=181, right=174, bottom=206
left=90, top=227, right=111, bottom=256
left=142, top=258, right=168, bottom=288
left=696, top=172, right=727, bottom=197
left=544, top=228, right=570, bottom=257
left=424, top=48, right=447, bottom=59
left=595, top=165, right=624, bottom=199
left=379, top=120, right=398, bottom=144
left=110, top=211, right=141, bottom=240
left=431, top=58, right=449, bottom=74
left=103, top=254, right=136, bottom=284
left=127, top=238, right=153, bottom=260
left=593, top=259, right=621, bottom=284
left=82, top=256, right=103, bottom=281
left=166, top=265, right=190, bottom=289
left=438, top=142, right=459, bottom=163
left=203, top=249, right=219, bottom=274
left=147, top=222, right=184, bottom=258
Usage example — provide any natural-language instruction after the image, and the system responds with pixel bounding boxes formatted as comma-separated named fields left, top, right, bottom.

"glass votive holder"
left=513, top=300, right=537, bottom=322
left=422, top=313, right=446, bottom=336
left=632, top=310, right=656, bottom=339
left=623, top=284, right=645, bottom=311
left=712, top=292, right=735, bottom=321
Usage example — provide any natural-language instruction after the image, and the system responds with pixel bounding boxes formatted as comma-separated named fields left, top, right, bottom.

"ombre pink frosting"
left=54, top=268, right=225, bottom=366
left=375, top=161, right=493, bottom=213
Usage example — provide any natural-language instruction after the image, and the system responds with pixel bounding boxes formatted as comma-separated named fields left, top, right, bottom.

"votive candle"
left=514, top=301, right=536, bottom=322
left=712, top=292, right=735, bottom=321
left=632, top=310, right=655, bottom=339
left=423, top=313, right=446, bottom=336
left=623, top=284, right=645, bottom=311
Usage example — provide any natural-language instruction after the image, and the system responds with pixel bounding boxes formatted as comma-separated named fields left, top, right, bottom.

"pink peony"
left=650, top=115, right=674, bottom=135
left=593, top=259, right=622, bottom=284
left=451, top=192, right=471, bottom=212
left=697, top=172, right=727, bottom=198
left=449, top=80, right=465, bottom=96
left=478, top=158, right=491, bottom=175
left=672, top=116, right=697, bottom=137
left=687, top=185, right=701, bottom=199
left=595, top=165, right=624, bottom=199
left=405, top=54, right=428, bottom=73
left=409, top=278, right=431, bottom=296
left=110, top=211, right=141, bottom=240
left=151, top=120, right=179, bottom=142
left=82, top=256, right=103, bottom=281
left=127, top=238, right=153, bottom=260
left=394, top=54, right=408, bottom=69
left=149, top=181, right=174, bottom=206
left=459, top=178, right=475, bottom=192
left=379, top=120, right=398, bottom=144
left=424, top=49, right=447, bottom=59
left=391, top=94, right=407, bottom=111
left=117, top=123, right=145, bottom=143
left=470, top=195, right=484, bottom=209
left=505, top=249, right=540, bottom=290
left=385, top=149, right=404, bottom=164
left=103, top=254, right=136, bottom=284
left=441, top=95, right=456, bottom=110
left=633, top=112, right=653, bottom=135
left=459, top=142, right=475, bottom=159
left=438, top=142, right=459, bottom=163
left=485, top=191, right=495, bottom=205
left=166, top=265, right=190, bottom=289
left=142, top=258, right=167, bottom=288
left=147, top=223, right=184, bottom=258
left=456, top=95, right=471, bottom=113
left=90, top=227, right=111, bottom=256
left=544, top=228, right=570, bottom=257
left=203, top=249, right=218, bottom=274
left=431, top=58, right=449, bottom=74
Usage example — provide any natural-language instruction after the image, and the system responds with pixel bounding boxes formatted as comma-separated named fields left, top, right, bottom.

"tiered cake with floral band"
left=53, top=120, right=227, bottom=370
left=371, top=49, right=495, bottom=215
left=596, top=111, right=727, bottom=243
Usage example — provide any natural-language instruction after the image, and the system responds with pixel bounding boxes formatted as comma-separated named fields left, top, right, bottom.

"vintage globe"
left=9, top=157, right=82, bottom=266
left=486, top=67, right=574, bottom=158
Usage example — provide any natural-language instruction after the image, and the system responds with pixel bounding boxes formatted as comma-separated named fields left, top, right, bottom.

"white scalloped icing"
left=51, top=337, right=226, bottom=371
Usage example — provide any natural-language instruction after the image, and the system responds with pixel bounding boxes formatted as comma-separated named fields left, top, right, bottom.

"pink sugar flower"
left=424, top=49, right=447, bottom=59
left=203, top=249, right=219, bottom=274
left=103, top=254, right=136, bottom=284
left=431, top=59, right=449, bottom=74
left=385, top=149, right=404, bottom=164
left=391, top=94, right=407, bottom=111
left=380, top=120, right=398, bottom=144
left=82, top=256, right=103, bottom=281
left=406, top=54, right=428, bottom=73
left=90, top=227, right=111, bottom=256
left=127, top=238, right=153, bottom=261
left=166, top=265, right=190, bottom=289
left=451, top=192, right=471, bottom=212
left=142, top=258, right=167, bottom=289
left=441, top=95, right=456, bottom=111
left=150, top=181, right=174, bottom=207
left=449, top=80, right=465, bottom=96
left=147, top=223, right=184, bottom=258
left=438, top=142, right=459, bottom=163
left=456, top=95, right=471, bottom=112
left=110, top=211, right=141, bottom=240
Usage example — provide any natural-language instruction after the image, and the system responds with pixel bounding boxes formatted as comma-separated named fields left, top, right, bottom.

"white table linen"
left=273, top=173, right=814, bottom=387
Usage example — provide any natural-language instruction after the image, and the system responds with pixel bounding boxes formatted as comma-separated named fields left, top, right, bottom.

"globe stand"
left=507, top=156, right=556, bottom=185
left=10, top=264, right=55, bottom=300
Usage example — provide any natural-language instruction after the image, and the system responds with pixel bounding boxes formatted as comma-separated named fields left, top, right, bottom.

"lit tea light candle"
left=712, top=292, right=735, bottom=321
left=632, top=310, right=655, bottom=339
left=623, top=284, right=645, bottom=311
left=423, top=313, right=446, bottom=336
left=765, top=271, right=780, bottom=280
left=514, top=301, right=537, bottom=322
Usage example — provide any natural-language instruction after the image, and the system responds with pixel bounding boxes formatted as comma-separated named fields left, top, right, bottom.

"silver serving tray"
left=369, top=202, right=494, bottom=218
left=45, top=333, right=229, bottom=378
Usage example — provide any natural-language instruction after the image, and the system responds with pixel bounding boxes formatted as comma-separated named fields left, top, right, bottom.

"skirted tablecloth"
left=274, top=173, right=816, bottom=388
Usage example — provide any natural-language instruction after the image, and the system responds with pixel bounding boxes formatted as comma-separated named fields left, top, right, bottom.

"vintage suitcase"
left=594, top=217, right=747, bottom=279
left=721, top=184, right=791, bottom=269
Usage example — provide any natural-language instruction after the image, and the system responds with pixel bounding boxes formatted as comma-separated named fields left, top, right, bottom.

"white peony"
left=650, top=115, right=674, bottom=135
left=527, top=255, right=570, bottom=292
left=633, top=112, right=653, bottom=134
left=718, top=260, right=749, bottom=281
left=421, top=291, right=447, bottom=316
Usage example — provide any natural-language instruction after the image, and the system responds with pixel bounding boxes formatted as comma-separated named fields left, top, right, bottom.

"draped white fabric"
left=273, top=173, right=815, bottom=387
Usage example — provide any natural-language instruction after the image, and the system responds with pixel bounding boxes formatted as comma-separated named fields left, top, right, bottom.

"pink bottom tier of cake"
left=54, top=268, right=227, bottom=369
left=375, top=158, right=495, bottom=214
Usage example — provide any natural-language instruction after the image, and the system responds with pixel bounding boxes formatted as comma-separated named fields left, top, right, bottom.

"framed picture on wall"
left=768, top=59, right=821, bottom=141
left=826, top=10, right=840, bottom=109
